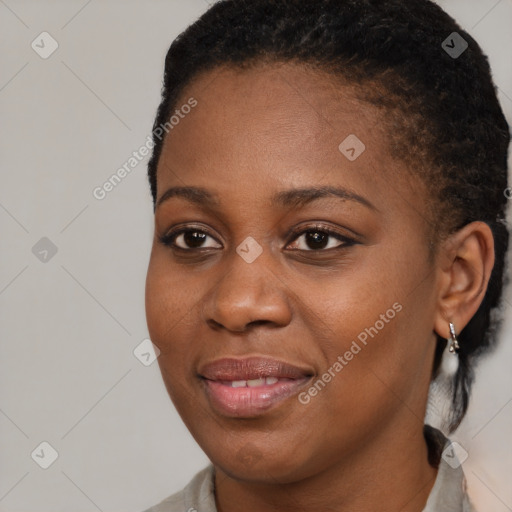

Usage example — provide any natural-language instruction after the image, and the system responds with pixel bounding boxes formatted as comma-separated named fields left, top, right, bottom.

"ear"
left=433, top=221, right=495, bottom=340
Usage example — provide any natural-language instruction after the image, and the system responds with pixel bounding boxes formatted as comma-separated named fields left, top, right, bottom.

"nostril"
left=247, top=319, right=271, bottom=328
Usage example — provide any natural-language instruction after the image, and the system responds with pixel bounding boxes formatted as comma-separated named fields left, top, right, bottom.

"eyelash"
left=158, top=223, right=357, bottom=253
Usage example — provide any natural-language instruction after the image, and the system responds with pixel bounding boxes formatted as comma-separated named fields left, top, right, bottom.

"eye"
left=159, top=223, right=356, bottom=253
left=286, top=224, right=356, bottom=251
left=159, top=226, right=222, bottom=251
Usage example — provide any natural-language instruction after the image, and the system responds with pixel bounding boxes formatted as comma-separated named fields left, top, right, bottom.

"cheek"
left=322, top=300, right=434, bottom=434
left=145, top=255, right=196, bottom=408
left=300, top=247, right=433, bottom=407
left=145, top=251, right=203, bottom=345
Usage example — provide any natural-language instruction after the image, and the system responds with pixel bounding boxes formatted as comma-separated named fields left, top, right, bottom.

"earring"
left=440, top=322, right=460, bottom=377
left=448, top=322, right=460, bottom=353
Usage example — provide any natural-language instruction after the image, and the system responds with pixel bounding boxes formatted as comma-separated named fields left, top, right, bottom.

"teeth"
left=229, top=377, right=281, bottom=387
left=247, top=378, right=265, bottom=387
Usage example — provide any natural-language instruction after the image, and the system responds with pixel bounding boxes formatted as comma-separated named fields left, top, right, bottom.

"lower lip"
left=203, top=378, right=310, bottom=417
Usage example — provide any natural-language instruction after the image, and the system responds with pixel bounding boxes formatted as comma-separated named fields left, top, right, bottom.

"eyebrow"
left=156, top=185, right=377, bottom=211
left=272, top=185, right=377, bottom=211
left=156, top=186, right=220, bottom=209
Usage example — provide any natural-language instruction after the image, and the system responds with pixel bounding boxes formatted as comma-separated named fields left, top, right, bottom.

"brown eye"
left=159, top=228, right=222, bottom=250
left=286, top=226, right=355, bottom=252
left=304, top=231, right=329, bottom=250
left=182, top=231, right=207, bottom=248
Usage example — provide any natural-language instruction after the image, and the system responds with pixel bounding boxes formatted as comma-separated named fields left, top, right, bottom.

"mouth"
left=198, top=356, right=314, bottom=417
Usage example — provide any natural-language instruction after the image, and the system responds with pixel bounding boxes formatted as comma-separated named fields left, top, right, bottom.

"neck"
left=214, top=422, right=438, bottom=512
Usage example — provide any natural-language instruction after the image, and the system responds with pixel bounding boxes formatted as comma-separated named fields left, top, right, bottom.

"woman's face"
left=145, top=62, right=441, bottom=482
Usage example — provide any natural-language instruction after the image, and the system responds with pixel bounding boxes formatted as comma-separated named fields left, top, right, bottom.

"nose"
left=203, top=249, right=292, bottom=333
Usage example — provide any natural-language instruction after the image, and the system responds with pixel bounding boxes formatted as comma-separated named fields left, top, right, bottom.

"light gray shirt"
left=143, top=426, right=476, bottom=512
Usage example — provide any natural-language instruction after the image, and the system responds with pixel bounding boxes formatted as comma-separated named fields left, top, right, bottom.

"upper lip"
left=199, top=356, right=313, bottom=381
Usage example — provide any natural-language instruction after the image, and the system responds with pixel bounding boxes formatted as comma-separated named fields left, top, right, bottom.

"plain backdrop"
left=0, top=1, right=511, bottom=511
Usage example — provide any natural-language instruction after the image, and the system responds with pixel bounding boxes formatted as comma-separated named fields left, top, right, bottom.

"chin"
left=199, top=433, right=322, bottom=485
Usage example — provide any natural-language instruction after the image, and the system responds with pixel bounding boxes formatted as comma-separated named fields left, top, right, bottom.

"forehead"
left=167, top=62, right=379, bottom=161
left=157, top=62, right=429, bottom=223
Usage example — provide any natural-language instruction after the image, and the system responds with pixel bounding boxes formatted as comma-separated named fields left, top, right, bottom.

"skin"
left=145, top=62, right=494, bottom=512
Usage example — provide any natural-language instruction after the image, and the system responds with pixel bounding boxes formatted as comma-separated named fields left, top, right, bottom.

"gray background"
left=0, top=1, right=511, bottom=511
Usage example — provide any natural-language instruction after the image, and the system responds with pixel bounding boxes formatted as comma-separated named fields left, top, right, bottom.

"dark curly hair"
left=147, top=0, right=510, bottom=432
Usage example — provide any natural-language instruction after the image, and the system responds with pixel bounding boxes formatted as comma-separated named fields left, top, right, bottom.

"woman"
left=143, top=0, right=510, bottom=510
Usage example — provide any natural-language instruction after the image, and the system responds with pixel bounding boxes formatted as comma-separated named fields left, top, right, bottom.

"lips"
left=199, top=357, right=313, bottom=417
left=200, top=357, right=312, bottom=381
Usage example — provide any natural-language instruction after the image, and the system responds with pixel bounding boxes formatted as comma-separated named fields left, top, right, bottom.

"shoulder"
left=141, top=465, right=216, bottom=512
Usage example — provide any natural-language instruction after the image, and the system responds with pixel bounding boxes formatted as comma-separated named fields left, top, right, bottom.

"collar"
left=422, top=424, right=476, bottom=511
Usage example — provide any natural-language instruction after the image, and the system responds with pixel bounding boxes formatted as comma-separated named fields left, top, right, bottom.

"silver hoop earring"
left=448, top=322, right=460, bottom=353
